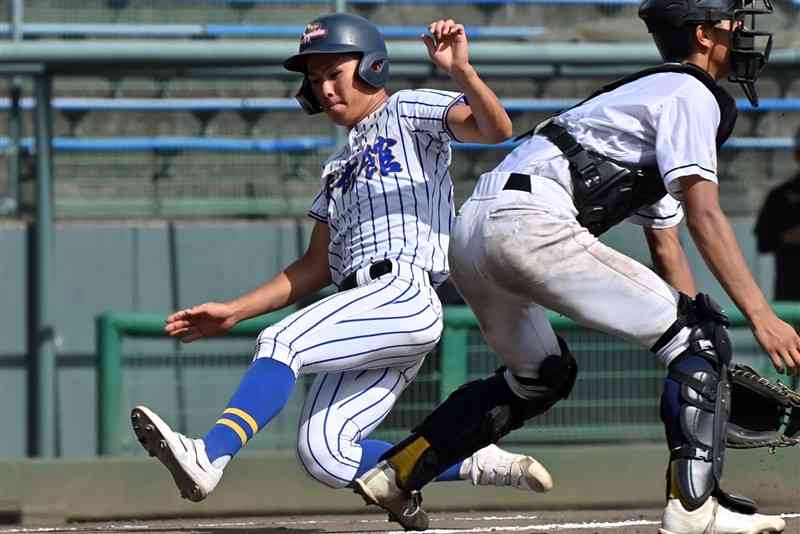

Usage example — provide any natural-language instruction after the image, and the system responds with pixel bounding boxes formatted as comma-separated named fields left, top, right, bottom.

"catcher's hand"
left=727, top=363, right=800, bottom=449
left=164, top=302, right=237, bottom=343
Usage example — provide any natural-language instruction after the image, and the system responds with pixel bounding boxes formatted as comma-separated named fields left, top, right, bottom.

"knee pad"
left=507, top=336, right=579, bottom=409
left=383, top=336, right=577, bottom=491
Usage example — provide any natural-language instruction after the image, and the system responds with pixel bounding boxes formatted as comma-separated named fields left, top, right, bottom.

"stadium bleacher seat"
left=0, top=136, right=335, bottom=153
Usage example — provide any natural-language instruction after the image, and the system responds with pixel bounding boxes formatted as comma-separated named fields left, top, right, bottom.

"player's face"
left=705, top=19, right=738, bottom=79
left=306, top=54, right=382, bottom=127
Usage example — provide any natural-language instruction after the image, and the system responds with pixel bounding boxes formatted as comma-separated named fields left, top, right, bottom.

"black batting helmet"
left=638, top=0, right=773, bottom=106
left=284, top=13, right=390, bottom=114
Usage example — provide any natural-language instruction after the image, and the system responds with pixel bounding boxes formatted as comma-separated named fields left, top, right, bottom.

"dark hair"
left=651, top=25, right=698, bottom=61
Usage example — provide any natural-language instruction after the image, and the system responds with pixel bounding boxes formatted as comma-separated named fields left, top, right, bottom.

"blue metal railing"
left=0, top=23, right=545, bottom=40
left=0, top=135, right=794, bottom=153
left=3, top=96, right=798, bottom=114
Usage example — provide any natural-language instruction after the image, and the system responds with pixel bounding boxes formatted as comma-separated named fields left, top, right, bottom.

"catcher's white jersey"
left=451, top=70, right=724, bottom=389
left=255, top=88, right=464, bottom=488
left=494, top=71, right=720, bottom=230
left=309, top=89, right=465, bottom=288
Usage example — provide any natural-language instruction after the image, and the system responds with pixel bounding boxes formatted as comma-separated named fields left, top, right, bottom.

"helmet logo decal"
left=300, top=23, right=327, bottom=49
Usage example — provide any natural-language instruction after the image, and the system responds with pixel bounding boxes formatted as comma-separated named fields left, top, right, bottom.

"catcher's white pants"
left=254, top=262, right=442, bottom=487
left=449, top=172, right=690, bottom=383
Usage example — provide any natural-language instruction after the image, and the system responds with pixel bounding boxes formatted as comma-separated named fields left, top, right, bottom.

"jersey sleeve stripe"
left=443, top=93, right=466, bottom=142
left=663, top=162, right=716, bottom=179
left=633, top=211, right=680, bottom=220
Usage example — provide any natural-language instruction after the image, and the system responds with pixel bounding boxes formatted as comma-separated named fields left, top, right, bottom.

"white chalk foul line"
left=4, top=512, right=800, bottom=533
left=382, top=518, right=661, bottom=533
left=451, top=515, right=541, bottom=521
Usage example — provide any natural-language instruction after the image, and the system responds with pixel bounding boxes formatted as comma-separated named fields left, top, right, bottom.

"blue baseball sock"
left=355, top=439, right=463, bottom=482
left=203, top=358, right=295, bottom=463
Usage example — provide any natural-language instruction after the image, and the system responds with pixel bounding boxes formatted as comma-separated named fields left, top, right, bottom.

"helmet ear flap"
left=358, top=51, right=390, bottom=88
left=295, top=77, right=323, bottom=115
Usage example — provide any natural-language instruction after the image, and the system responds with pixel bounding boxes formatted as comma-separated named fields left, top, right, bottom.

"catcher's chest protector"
left=519, top=63, right=738, bottom=237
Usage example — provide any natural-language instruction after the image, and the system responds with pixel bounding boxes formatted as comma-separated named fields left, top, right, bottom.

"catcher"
left=353, top=0, right=800, bottom=533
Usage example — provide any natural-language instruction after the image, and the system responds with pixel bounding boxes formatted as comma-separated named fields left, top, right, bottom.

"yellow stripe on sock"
left=216, top=418, right=248, bottom=446
left=223, top=408, right=259, bottom=435
left=388, top=436, right=431, bottom=489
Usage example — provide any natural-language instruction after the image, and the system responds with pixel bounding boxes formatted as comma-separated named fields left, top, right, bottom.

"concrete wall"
left=0, top=219, right=313, bottom=459
left=0, top=216, right=777, bottom=459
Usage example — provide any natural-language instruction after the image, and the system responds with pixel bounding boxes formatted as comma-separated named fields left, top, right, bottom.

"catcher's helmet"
left=638, top=0, right=773, bottom=106
left=284, top=13, right=389, bottom=114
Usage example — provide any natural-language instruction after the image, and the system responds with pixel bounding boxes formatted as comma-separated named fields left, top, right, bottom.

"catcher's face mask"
left=729, top=0, right=773, bottom=107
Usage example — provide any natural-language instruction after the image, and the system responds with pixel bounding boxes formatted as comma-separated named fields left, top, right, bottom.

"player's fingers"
left=164, top=319, right=191, bottom=333
left=768, top=350, right=786, bottom=374
left=429, top=21, right=439, bottom=42
left=453, top=24, right=465, bottom=36
left=184, top=305, right=209, bottom=318
left=166, top=309, right=188, bottom=323
left=433, top=20, right=444, bottom=42
left=784, top=345, right=800, bottom=375
left=777, top=348, right=795, bottom=376
left=167, top=326, right=191, bottom=338
left=421, top=34, right=436, bottom=55
left=442, top=20, right=454, bottom=36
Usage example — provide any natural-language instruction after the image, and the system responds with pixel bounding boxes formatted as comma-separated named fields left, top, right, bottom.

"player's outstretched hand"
left=752, top=313, right=800, bottom=376
left=164, top=302, right=238, bottom=343
left=422, top=19, right=469, bottom=74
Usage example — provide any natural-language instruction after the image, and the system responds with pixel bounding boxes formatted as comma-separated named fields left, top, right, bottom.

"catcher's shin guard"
left=382, top=338, right=577, bottom=491
left=660, top=293, right=758, bottom=513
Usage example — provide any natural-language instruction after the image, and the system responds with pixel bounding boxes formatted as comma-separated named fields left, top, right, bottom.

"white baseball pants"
left=449, top=172, right=690, bottom=385
left=254, top=260, right=442, bottom=487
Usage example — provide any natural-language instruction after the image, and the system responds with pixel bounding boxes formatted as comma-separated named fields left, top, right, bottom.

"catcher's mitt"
left=727, top=364, right=800, bottom=449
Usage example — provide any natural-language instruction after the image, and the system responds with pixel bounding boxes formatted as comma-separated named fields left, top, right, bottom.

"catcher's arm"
left=681, top=175, right=800, bottom=375
left=644, top=225, right=697, bottom=296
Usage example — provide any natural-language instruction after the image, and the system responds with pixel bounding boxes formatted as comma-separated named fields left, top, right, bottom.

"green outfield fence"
left=96, top=303, right=800, bottom=456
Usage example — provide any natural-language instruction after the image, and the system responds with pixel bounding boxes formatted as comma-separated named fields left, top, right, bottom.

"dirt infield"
left=2, top=509, right=799, bottom=534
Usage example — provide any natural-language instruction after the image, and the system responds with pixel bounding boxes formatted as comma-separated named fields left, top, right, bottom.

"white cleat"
left=660, top=497, right=785, bottom=534
left=462, top=444, right=553, bottom=492
left=352, top=460, right=430, bottom=531
left=130, top=405, right=223, bottom=502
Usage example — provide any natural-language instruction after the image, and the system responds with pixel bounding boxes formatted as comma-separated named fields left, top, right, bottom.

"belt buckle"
left=368, top=259, right=393, bottom=280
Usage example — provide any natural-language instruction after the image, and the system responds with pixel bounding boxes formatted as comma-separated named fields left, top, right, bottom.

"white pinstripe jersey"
left=309, top=89, right=465, bottom=288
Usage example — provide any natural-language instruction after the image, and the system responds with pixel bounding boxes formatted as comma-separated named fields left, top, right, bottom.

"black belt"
left=502, top=172, right=532, bottom=193
left=339, top=259, right=394, bottom=291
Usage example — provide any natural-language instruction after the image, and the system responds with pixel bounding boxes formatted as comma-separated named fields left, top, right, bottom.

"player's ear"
left=693, top=23, right=715, bottom=54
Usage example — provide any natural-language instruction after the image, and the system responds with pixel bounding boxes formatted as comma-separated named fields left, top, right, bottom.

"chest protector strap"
left=524, top=63, right=737, bottom=237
